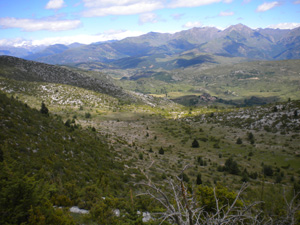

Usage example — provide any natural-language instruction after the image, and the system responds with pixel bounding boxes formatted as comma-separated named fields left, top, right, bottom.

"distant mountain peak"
left=224, top=24, right=253, bottom=33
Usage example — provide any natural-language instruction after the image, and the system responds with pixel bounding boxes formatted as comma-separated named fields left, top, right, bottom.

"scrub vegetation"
left=0, top=56, right=300, bottom=224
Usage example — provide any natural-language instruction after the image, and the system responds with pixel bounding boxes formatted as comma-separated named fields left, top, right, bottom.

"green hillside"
left=1, top=55, right=300, bottom=224
left=0, top=56, right=133, bottom=102
left=0, top=92, right=142, bottom=224
left=116, top=59, right=300, bottom=106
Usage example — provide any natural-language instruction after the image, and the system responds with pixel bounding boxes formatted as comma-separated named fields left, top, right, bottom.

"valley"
left=0, top=53, right=300, bottom=224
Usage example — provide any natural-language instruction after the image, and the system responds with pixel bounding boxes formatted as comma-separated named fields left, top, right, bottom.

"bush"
left=40, top=102, right=49, bottom=115
left=224, top=158, right=240, bottom=175
left=249, top=172, right=258, bottom=179
left=236, top=137, right=243, bottom=144
left=139, top=153, right=143, bottom=160
left=192, top=139, right=199, bottom=148
left=85, top=112, right=91, bottom=119
left=263, top=165, right=273, bottom=177
left=159, top=147, right=164, bottom=155
left=196, top=174, right=202, bottom=185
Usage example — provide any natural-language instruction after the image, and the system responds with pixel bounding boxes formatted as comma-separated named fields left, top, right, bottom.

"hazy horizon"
left=1, top=0, right=300, bottom=47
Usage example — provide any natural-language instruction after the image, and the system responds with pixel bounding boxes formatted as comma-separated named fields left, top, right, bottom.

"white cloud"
left=256, top=1, right=279, bottom=12
left=267, top=23, right=300, bottom=29
left=82, top=0, right=163, bottom=17
left=219, top=11, right=234, bottom=16
left=45, top=0, right=65, bottom=9
left=0, top=38, right=28, bottom=47
left=0, top=30, right=146, bottom=47
left=294, top=0, right=300, bottom=3
left=83, top=0, right=141, bottom=8
left=139, top=13, right=159, bottom=25
left=183, top=21, right=203, bottom=28
left=82, top=1, right=163, bottom=17
left=0, top=17, right=81, bottom=32
left=81, top=0, right=233, bottom=16
left=169, top=0, right=233, bottom=8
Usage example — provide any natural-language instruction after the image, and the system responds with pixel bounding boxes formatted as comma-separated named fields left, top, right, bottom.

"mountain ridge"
left=1, top=24, right=299, bottom=64
left=0, top=55, right=131, bottom=101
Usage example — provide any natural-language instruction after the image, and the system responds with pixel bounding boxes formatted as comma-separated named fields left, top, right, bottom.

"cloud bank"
left=267, top=23, right=300, bottom=29
left=0, top=17, right=81, bottom=32
left=0, top=30, right=145, bottom=47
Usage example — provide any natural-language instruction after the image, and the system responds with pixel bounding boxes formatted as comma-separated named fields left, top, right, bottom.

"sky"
left=0, top=0, right=299, bottom=46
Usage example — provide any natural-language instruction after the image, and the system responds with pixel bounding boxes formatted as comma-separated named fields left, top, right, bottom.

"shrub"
left=40, top=102, right=49, bottom=115
left=196, top=174, right=202, bottom=185
left=85, top=112, right=91, bottom=119
left=139, top=153, right=143, bottom=160
left=192, top=139, right=200, bottom=148
left=159, top=147, right=164, bottom=155
left=224, top=158, right=240, bottom=175
left=236, top=137, right=243, bottom=144
left=263, top=165, right=273, bottom=177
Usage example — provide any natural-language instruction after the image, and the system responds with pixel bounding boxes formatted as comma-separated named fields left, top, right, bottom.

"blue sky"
left=0, top=0, right=299, bottom=46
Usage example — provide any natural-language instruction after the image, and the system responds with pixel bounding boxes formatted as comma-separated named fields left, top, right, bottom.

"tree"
left=236, top=137, right=243, bottom=144
left=192, top=139, right=199, bottom=148
left=263, top=165, right=273, bottom=177
left=241, top=169, right=249, bottom=182
left=139, top=153, right=143, bottom=160
left=65, top=119, right=71, bottom=127
left=40, top=102, right=49, bottom=115
left=224, top=157, right=240, bottom=175
left=197, top=156, right=206, bottom=166
left=196, top=173, right=202, bottom=185
left=247, top=132, right=255, bottom=144
left=159, top=147, right=164, bottom=155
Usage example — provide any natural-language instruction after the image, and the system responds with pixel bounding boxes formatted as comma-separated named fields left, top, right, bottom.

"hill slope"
left=0, top=92, right=129, bottom=224
left=0, top=55, right=133, bottom=101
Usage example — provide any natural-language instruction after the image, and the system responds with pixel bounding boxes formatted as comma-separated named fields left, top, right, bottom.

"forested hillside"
left=0, top=93, right=145, bottom=224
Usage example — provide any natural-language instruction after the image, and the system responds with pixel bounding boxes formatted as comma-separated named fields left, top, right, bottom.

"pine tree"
left=236, top=137, right=242, bottom=144
left=40, top=102, right=49, bottom=115
left=192, top=139, right=199, bottom=148
left=247, top=132, right=255, bottom=144
left=225, top=158, right=240, bottom=175
left=196, top=174, right=202, bottom=185
left=159, top=147, right=164, bottom=155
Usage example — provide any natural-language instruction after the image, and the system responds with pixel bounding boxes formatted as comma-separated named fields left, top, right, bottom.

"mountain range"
left=1, top=24, right=299, bottom=66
